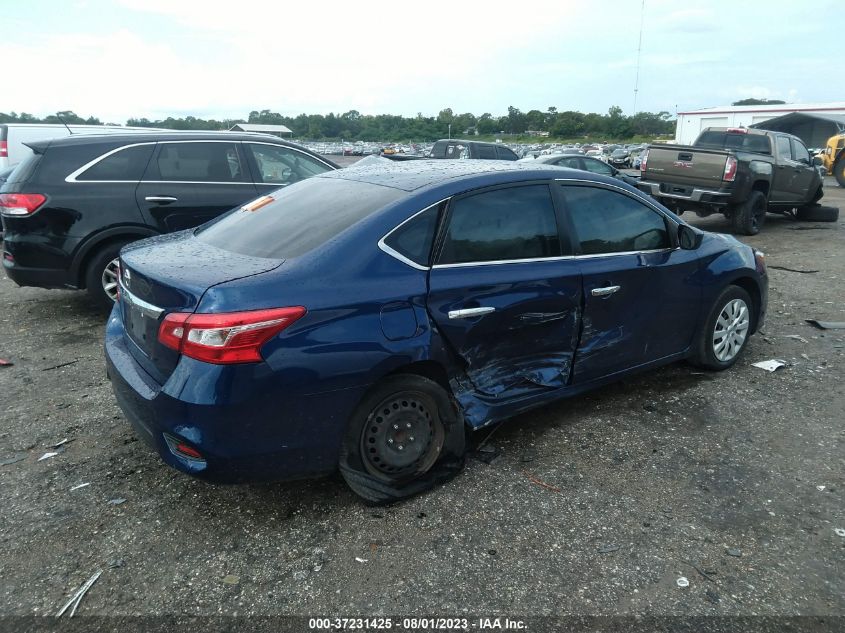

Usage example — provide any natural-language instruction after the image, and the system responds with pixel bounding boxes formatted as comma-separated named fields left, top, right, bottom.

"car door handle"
left=448, top=307, right=496, bottom=319
left=591, top=285, right=621, bottom=297
left=144, top=196, right=178, bottom=203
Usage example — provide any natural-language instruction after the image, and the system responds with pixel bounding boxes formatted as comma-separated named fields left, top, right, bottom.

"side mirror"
left=677, top=224, right=702, bottom=250
left=812, top=155, right=823, bottom=166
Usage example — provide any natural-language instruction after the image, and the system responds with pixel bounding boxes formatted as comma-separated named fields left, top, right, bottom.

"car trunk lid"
left=643, top=144, right=732, bottom=187
left=118, top=231, right=284, bottom=382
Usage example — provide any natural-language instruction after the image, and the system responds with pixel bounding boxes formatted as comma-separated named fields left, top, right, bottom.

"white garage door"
left=700, top=117, right=729, bottom=131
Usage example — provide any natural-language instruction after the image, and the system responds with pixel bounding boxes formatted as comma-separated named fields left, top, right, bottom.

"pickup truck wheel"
left=338, top=375, right=466, bottom=504
left=690, top=285, right=753, bottom=371
left=731, top=190, right=767, bottom=236
left=795, top=204, right=839, bottom=222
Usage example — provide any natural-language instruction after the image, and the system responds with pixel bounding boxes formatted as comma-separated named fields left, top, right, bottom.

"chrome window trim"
left=432, top=255, right=576, bottom=269
left=377, top=199, right=448, bottom=271
left=65, top=142, right=156, bottom=183
left=119, top=280, right=164, bottom=318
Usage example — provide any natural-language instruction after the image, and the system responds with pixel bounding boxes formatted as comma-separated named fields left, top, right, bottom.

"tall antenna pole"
left=633, top=0, right=645, bottom=113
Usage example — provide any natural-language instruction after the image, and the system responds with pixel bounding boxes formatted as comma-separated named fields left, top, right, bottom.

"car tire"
left=835, top=158, right=845, bottom=188
left=731, top=190, right=767, bottom=236
left=339, top=374, right=466, bottom=504
left=689, top=285, right=754, bottom=371
left=84, top=241, right=129, bottom=311
left=795, top=204, right=839, bottom=222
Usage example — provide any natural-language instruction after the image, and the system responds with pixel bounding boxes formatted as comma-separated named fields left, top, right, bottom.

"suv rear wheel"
left=84, top=241, right=130, bottom=311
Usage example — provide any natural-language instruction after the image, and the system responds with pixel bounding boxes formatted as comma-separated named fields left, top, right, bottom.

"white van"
left=0, top=123, right=159, bottom=169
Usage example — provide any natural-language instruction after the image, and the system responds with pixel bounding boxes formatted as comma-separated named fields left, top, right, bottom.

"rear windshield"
left=695, top=131, right=771, bottom=154
left=2, top=154, right=41, bottom=186
left=196, top=177, right=404, bottom=259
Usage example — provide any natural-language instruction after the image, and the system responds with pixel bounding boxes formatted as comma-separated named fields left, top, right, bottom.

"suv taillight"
left=0, top=141, right=7, bottom=158
left=723, top=156, right=738, bottom=182
left=640, top=149, right=649, bottom=172
left=158, top=307, right=306, bottom=364
left=0, top=193, right=47, bottom=216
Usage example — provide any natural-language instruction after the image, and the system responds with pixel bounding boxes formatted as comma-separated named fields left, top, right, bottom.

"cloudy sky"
left=5, top=0, right=842, bottom=123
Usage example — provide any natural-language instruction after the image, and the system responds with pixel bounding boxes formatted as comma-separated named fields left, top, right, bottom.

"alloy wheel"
left=101, top=258, right=120, bottom=302
left=712, top=298, right=750, bottom=362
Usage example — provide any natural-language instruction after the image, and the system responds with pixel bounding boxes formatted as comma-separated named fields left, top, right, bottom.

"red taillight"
left=726, top=127, right=747, bottom=134
left=723, top=156, right=738, bottom=182
left=0, top=193, right=47, bottom=216
left=639, top=149, right=648, bottom=172
left=158, top=307, right=306, bottom=364
left=0, top=141, right=7, bottom=158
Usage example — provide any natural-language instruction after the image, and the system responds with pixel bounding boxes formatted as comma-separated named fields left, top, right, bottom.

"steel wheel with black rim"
left=690, top=285, right=755, bottom=370
left=339, top=374, right=466, bottom=504
left=732, top=190, right=767, bottom=236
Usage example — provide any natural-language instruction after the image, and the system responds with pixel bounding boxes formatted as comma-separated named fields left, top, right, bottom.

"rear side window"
left=582, top=158, right=614, bottom=175
left=150, top=142, right=246, bottom=182
left=196, top=177, right=403, bottom=259
left=476, top=145, right=497, bottom=159
left=247, top=143, right=330, bottom=185
left=562, top=186, right=669, bottom=255
left=3, top=153, right=41, bottom=185
left=437, top=185, right=562, bottom=265
left=776, top=136, right=792, bottom=160
left=76, top=144, right=155, bottom=181
left=496, top=146, right=517, bottom=160
left=382, top=203, right=442, bottom=266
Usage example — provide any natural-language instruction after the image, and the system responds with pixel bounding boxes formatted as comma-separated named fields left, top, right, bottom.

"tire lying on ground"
left=795, top=204, right=840, bottom=222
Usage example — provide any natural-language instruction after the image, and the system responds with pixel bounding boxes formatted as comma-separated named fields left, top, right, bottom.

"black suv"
left=429, top=139, right=518, bottom=160
left=0, top=132, right=337, bottom=307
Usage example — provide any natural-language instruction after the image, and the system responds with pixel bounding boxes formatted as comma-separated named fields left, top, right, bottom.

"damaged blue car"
left=105, top=160, right=768, bottom=502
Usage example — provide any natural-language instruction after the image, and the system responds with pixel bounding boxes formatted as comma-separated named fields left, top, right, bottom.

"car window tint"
left=582, top=158, right=613, bottom=175
left=496, top=146, right=517, bottom=160
left=555, top=156, right=581, bottom=169
left=562, top=186, right=669, bottom=255
left=791, top=139, right=810, bottom=163
left=477, top=145, right=497, bottom=159
left=196, top=177, right=403, bottom=259
left=383, top=203, right=441, bottom=266
left=77, top=144, right=155, bottom=181
left=437, top=185, right=562, bottom=265
left=247, top=143, right=330, bottom=185
left=697, top=131, right=771, bottom=154
left=776, top=136, right=792, bottom=160
left=153, top=142, right=246, bottom=182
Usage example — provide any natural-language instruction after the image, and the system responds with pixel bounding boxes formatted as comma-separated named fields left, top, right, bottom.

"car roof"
left=433, top=138, right=503, bottom=148
left=317, top=158, right=614, bottom=192
left=27, top=130, right=303, bottom=150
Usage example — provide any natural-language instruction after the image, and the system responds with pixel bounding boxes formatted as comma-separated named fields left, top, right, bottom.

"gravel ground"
left=0, top=176, right=843, bottom=619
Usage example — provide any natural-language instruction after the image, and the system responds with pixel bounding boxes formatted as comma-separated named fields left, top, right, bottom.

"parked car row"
left=1, top=125, right=773, bottom=502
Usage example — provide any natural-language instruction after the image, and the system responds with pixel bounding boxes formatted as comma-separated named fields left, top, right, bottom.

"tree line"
left=2, top=106, right=676, bottom=141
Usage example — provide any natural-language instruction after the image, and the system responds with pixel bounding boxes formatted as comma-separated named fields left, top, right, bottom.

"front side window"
left=152, top=142, right=246, bottom=182
left=77, top=144, right=155, bottom=181
left=561, top=185, right=669, bottom=255
left=437, top=185, right=562, bottom=265
left=554, top=156, right=582, bottom=169
left=247, top=143, right=331, bottom=185
left=776, top=136, right=792, bottom=160
left=476, top=145, right=497, bottom=159
left=791, top=139, right=810, bottom=164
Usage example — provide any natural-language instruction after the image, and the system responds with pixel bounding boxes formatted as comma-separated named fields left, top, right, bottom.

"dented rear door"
left=426, top=184, right=582, bottom=399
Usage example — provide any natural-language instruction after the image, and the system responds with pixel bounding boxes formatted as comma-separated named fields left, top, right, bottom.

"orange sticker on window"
left=241, top=195, right=275, bottom=212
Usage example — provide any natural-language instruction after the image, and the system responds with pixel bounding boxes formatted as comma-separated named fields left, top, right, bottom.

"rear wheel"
left=339, top=375, right=465, bottom=504
left=690, top=285, right=754, bottom=371
left=731, top=190, right=767, bottom=236
left=84, top=241, right=129, bottom=311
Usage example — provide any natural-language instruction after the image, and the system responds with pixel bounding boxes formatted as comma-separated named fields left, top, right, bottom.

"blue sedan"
left=105, top=161, right=768, bottom=502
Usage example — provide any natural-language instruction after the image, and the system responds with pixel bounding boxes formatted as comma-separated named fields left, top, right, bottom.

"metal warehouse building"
left=674, top=102, right=845, bottom=146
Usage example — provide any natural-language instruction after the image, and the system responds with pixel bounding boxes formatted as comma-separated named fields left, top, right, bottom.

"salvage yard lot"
left=0, top=179, right=843, bottom=616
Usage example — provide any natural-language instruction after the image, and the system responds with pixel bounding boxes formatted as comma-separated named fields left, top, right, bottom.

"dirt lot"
left=0, top=177, right=843, bottom=620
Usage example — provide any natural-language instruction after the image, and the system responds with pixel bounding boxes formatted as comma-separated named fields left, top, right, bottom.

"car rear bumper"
left=2, top=258, right=75, bottom=289
left=638, top=181, right=733, bottom=206
left=104, top=307, right=365, bottom=484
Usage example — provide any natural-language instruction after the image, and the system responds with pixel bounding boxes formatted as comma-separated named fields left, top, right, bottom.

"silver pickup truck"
left=638, top=128, right=830, bottom=235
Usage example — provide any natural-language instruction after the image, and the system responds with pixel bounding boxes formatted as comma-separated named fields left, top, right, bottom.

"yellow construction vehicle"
left=820, top=132, right=845, bottom=187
